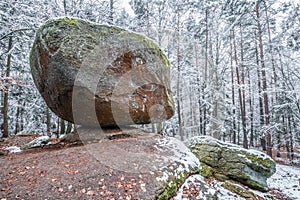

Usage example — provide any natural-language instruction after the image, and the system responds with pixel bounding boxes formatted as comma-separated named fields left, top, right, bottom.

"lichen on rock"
left=30, top=17, right=174, bottom=127
left=187, top=136, right=276, bottom=192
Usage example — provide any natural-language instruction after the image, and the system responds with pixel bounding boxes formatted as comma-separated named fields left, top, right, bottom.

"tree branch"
left=0, top=28, right=34, bottom=41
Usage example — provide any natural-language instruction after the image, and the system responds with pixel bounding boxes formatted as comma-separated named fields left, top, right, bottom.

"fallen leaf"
left=19, top=171, right=26, bottom=175
left=87, top=190, right=95, bottom=196
left=81, top=188, right=86, bottom=193
left=51, top=178, right=59, bottom=183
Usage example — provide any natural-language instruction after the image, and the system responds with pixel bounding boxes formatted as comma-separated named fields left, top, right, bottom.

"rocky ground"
left=0, top=131, right=297, bottom=200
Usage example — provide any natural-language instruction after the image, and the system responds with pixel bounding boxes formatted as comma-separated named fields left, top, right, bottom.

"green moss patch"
left=222, top=181, right=255, bottom=199
left=157, top=173, right=188, bottom=200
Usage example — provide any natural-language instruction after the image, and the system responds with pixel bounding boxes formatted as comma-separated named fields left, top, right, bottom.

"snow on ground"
left=4, top=146, right=22, bottom=153
left=267, top=164, right=300, bottom=200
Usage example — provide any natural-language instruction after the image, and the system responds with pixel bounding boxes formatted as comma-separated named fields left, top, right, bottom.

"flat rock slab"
left=29, top=18, right=174, bottom=127
left=0, top=129, right=199, bottom=199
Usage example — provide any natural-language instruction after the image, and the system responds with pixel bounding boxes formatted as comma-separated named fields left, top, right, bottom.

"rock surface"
left=1, top=129, right=200, bottom=199
left=20, top=136, right=50, bottom=150
left=187, top=136, right=276, bottom=192
left=30, top=18, right=174, bottom=127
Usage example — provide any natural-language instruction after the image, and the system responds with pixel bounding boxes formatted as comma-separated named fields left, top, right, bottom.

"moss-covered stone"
left=157, top=173, right=189, bottom=200
left=222, top=181, right=256, bottom=199
left=187, top=136, right=276, bottom=192
left=30, top=17, right=174, bottom=127
left=200, top=163, right=215, bottom=178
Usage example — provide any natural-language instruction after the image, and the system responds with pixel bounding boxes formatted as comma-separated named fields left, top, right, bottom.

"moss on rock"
left=30, top=17, right=174, bottom=127
left=187, top=136, right=276, bottom=192
left=222, top=181, right=256, bottom=199
left=157, top=173, right=189, bottom=200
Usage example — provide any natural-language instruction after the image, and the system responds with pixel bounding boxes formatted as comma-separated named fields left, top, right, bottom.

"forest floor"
left=0, top=135, right=299, bottom=200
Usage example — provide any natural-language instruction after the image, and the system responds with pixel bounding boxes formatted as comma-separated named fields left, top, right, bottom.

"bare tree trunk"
left=240, top=24, right=248, bottom=149
left=264, top=1, right=277, bottom=96
left=248, top=70, right=254, bottom=147
left=232, top=28, right=248, bottom=149
left=66, top=122, right=72, bottom=134
left=288, top=115, right=294, bottom=160
left=176, top=12, right=183, bottom=140
left=230, top=30, right=237, bottom=144
left=202, top=9, right=209, bottom=136
left=60, top=119, right=66, bottom=135
left=195, top=45, right=203, bottom=135
left=2, top=36, right=13, bottom=138
left=256, top=1, right=272, bottom=157
left=14, top=86, right=22, bottom=135
left=46, top=107, right=51, bottom=136
left=109, top=0, right=114, bottom=25
left=254, top=30, right=266, bottom=150
left=63, top=0, right=67, bottom=16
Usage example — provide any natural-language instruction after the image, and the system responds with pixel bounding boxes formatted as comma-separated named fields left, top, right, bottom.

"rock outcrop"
left=20, top=136, right=50, bottom=150
left=187, top=136, right=276, bottom=192
left=30, top=18, right=174, bottom=127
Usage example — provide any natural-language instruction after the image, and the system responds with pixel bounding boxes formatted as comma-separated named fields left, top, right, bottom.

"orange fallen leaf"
left=87, top=190, right=95, bottom=196
left=51, top=178, right=59, bottom=183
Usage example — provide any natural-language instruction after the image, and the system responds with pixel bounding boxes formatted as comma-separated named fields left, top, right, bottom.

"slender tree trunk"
left=288, top=115, right=294, bottom=160
left=232, top=28, right=248, bottom=149
left=205, top=9, right=208, bottom=82
left=14, top=86, right=22, bottom=135
left=240, top=24, right=248, bottom=149
left=2, top=36, right=13, bottom=138
left=176, top=12, right=183, bottom=140
left=248, top=70, right=254, bottom=147
left=46, top=107, right=51, bottom=136
left=195, top=45, right=203, bottom=135
left=56, top=117, right=60, bottom=137
left=202, top=9, right=209, bottom=136
left=256, top=2, right=272, bottom=157
left=109, top=0, right=114, bottom=25
left=63, top=0, right=67, bottom=16
left=264, top=1, right=277, bottom=96
left=66, top=122, right=72, bottom=134
left=60, top=119, right=66, bottom=135
left=255, top=30, right=266, bottom=150
left=230, top=30, right=237, bottom=144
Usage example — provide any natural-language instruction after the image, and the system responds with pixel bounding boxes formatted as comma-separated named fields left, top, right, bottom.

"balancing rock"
left=30, top=18, right=174, bottom=127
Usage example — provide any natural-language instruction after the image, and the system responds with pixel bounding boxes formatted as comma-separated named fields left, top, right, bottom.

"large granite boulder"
left=187, top=136, right=276, bottom=192
left=29, top=18, right=174, bottom=127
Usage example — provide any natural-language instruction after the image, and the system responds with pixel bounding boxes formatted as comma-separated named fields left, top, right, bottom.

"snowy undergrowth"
left=267, top=164, right=300, bottom=200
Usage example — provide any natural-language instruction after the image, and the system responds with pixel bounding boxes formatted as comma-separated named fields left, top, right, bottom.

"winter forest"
left=0, top=0, right=299, bottom=160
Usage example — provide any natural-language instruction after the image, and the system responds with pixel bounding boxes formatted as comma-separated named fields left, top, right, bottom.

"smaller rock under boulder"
left=21, top=136, right=50, bottom=150
left=187, top=136, right=276, bottom=192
